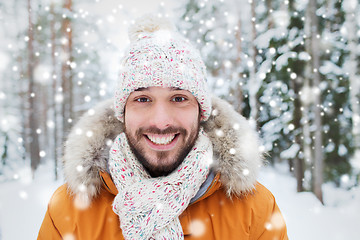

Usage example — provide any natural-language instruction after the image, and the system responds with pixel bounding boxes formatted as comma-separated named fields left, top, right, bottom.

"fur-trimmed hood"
left=63, top=95, right=263, bottom=202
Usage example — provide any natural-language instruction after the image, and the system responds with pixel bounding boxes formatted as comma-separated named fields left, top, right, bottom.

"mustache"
left=135, top=126, right=187, bottom=140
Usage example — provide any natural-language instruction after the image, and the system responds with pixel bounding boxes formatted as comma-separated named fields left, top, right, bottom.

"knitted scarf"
left=109, top=128, right=212, bottom=240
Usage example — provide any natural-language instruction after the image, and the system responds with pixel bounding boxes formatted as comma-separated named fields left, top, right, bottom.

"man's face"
left=124, top=86, right=200, bottom=177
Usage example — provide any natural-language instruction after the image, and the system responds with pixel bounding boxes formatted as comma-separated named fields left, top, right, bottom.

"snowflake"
left=63, top=233, right=76, bottom=240
left=265, top=212, right=286, bottom=230
left=19, top=191, right=28, bottom=200
left=189, top=219, right=206, bottom=237
left=84, top=95, right=91, bottom=102
left=75, top=128, right=83, bottom=135
left=74, top=193, right=91, bottom=210
left=78, top=72, right=85, bottom=78
left=55, top=94, right=64, bottom=103
left=76, top=165, right=84, bottom=172
left=39, top=151, right=46, bottom=158
left=229, top=148, right=236, bottom=155
left=86, top=131, right=93, bottom=138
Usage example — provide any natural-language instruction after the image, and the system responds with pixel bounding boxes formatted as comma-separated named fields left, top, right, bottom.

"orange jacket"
left=38, top=172, right=287, bottom=240
left=38, top=97, right=288, bottom=239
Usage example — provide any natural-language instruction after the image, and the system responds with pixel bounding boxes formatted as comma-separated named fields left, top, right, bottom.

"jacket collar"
left=62, top=95, right=263, bottom=202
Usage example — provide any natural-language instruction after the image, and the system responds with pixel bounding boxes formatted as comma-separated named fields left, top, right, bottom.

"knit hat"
left=114, top=15, right=211, bottom=122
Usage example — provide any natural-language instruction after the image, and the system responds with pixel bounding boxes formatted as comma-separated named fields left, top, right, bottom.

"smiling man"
left=38, top=15, right=288, bottom=240
left=124, top=87, right=201, bottom=177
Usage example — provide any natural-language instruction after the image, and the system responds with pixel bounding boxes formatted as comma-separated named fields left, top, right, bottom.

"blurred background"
left=0, top=0, right=359, bottom=239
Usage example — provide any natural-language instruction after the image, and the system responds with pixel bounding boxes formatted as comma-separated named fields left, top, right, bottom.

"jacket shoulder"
left=227, top=181, right=280, bottom=218
left=38, top=184, right=75, bottom=239
left=48, top=184, right=72, bottom=207
left=42, top=184, right=122, bottom=239
left=51, top=184, right=70, bottom=199
left=251, top=182, right=277, bottom=204
left=47, top=183, right=115, bottom=220
left=247, top=182, right=288, bottom=240
left=184, top=182, right=288, bottom=239
left=47, top=184, right=76, bottom=222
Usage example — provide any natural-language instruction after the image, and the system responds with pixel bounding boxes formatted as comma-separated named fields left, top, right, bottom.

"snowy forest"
left=0, top=0, right=360, bottom=238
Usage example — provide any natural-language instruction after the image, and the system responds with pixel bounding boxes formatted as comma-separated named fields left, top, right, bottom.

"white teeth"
left=147, top=134, right=176, bottom=145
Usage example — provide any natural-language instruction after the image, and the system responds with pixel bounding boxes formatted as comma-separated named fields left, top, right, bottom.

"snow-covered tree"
left=176, top=0, right=359, bottom=200
left=0, top=0, right=111, bottom=180
left=342, top=0, right=360, bottom=181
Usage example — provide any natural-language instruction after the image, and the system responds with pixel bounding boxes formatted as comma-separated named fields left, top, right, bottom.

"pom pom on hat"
left=114, top=15, right=211, bottom=122
left=128, top=14, right=176, bottom=42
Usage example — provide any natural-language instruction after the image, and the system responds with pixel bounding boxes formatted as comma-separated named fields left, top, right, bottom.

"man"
left=38, top=15, right=288, bottom=239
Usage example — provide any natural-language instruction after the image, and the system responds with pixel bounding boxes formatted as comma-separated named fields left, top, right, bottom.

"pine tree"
left=343, top=0, right=360, bottom=181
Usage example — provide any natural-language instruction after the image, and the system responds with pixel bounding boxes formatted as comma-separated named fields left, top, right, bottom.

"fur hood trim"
left=63, top=96, right=263, bottom=202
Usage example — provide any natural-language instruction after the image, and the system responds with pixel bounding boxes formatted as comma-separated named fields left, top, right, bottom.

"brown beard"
left=125, top=125, right=200, bottom=177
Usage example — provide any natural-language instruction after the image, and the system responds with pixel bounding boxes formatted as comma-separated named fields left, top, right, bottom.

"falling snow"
left=189, top=219, right=206, bottom=237
left=0, top=0, right=359, bottom=239
left=1, top=163, right=357, bottom=240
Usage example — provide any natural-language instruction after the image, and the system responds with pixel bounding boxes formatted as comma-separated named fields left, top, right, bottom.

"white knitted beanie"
left=114, top=15, right=211, bottom=122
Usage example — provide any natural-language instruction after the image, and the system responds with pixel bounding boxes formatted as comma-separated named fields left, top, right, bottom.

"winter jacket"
left=38, top=96, right=288, bottom=240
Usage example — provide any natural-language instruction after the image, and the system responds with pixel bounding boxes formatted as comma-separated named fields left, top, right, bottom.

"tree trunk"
left=248, top=0, right=259, bottom=124
left=61, top=0, right=74, bottom=141
left=13, top=0, right=28, bottom=163
left=309, top=0, right=324, bottom=204
left=1, top=134, right=9, bottom=166
left=234, top=15, right=244, bottom=114
left=41, top=85, right=48, bottom=151
left=288, top=0, right=305, bottom=192
left=17, top=55, right=28, bottom=163
left=291, top=77, right=305, bottom=192
left=50, top=2, right=59, bottom=180
left=27, top=0, right=41, bottom=175
left=266, top=0, right=274, bottom=29
left=302, top=14, right=314, bottom=192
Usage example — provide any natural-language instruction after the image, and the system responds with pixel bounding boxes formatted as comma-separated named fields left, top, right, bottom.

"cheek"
left=176, top=108, right=199, bottom=129
left=124, top=107, right=141, bottom=134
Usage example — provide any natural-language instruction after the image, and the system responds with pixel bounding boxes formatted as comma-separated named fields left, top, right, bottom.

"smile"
left=146, top=134, right=178, bottom=145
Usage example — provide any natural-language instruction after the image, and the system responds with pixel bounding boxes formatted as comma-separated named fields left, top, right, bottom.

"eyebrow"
left=134, top=87, right=182, bottom=92
left=134, top=87, right=147, bottom=91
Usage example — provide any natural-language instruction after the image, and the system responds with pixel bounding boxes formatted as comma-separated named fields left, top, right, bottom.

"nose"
left=148, top=101, right=174, bottom=129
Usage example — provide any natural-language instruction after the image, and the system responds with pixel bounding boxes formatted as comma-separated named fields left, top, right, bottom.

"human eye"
left=135, top=97, right=151, bottom=103
left=171, top=96, right=187, bottom=102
